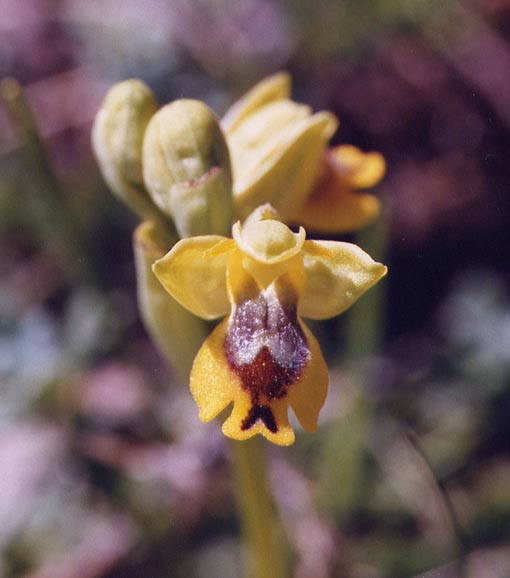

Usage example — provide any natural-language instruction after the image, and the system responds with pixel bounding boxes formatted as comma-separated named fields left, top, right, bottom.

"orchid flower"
left=153, top=205, right=387, bottom=445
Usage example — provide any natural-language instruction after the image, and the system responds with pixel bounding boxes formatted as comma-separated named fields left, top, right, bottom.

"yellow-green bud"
left=142, top=99, right=233, bottom=238
left=92, top=79, right=163, bottom=222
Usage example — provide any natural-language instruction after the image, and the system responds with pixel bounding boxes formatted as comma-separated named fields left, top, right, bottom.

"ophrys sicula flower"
left=153, top=205, right=387, bottom=445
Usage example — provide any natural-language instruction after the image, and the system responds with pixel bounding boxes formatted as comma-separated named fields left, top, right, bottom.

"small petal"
left=332, top=145, right=386, bottom=189
left=227, top=244, right=306, bottom=307
left=300, top=240, right=388, bottom=320
left=233, top=219, right=305, bottom=264
left=289, top=150, right=381, bottom=233
left=153, top=236, right=234, bottom=319
left=221, top=71, right=291, bottom=132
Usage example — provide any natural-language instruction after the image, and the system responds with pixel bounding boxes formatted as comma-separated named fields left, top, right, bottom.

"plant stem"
left=230, top=438, right=288, bottom=578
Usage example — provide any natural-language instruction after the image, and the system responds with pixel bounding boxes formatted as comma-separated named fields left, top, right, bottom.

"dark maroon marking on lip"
left=224, top=281, right=310, bottom=433
left=242, top=404, right=278, bottom=433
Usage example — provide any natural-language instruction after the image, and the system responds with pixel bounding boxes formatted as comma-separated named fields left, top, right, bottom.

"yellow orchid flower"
left=153, top=205, right=387, bottom=446
left=222, top=73, right=385, bottom=233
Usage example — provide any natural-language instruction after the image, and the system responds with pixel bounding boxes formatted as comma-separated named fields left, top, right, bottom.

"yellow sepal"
left=153, top=236, right=235, bottom=320
left=299, top=240, right=388, bottom=320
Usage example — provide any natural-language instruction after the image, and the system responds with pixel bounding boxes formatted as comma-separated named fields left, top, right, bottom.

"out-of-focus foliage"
left=1, top=0, right=510, bottom=577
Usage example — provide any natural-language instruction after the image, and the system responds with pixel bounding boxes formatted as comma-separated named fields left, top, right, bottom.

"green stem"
left=230, top=438, right=288, bottom=578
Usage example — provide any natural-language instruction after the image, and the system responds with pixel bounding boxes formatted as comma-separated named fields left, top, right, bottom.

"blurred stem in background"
left=0, top=78, right=93, bottom=282
left=406, top=433, right=470, bottom=577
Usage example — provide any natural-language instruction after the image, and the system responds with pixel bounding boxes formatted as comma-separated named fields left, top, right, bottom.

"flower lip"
left=233, top=219, right=306, bottom=264
left=224, top=280, right=310, bottom=436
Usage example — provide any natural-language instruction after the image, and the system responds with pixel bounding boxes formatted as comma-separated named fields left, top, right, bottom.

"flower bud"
left=92, top=79, right=163, bottom=222
left=142, top=99, right=233, bottom=238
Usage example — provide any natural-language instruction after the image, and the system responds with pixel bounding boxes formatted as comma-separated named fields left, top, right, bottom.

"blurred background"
left=1, top=1, right=510, bottom=577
